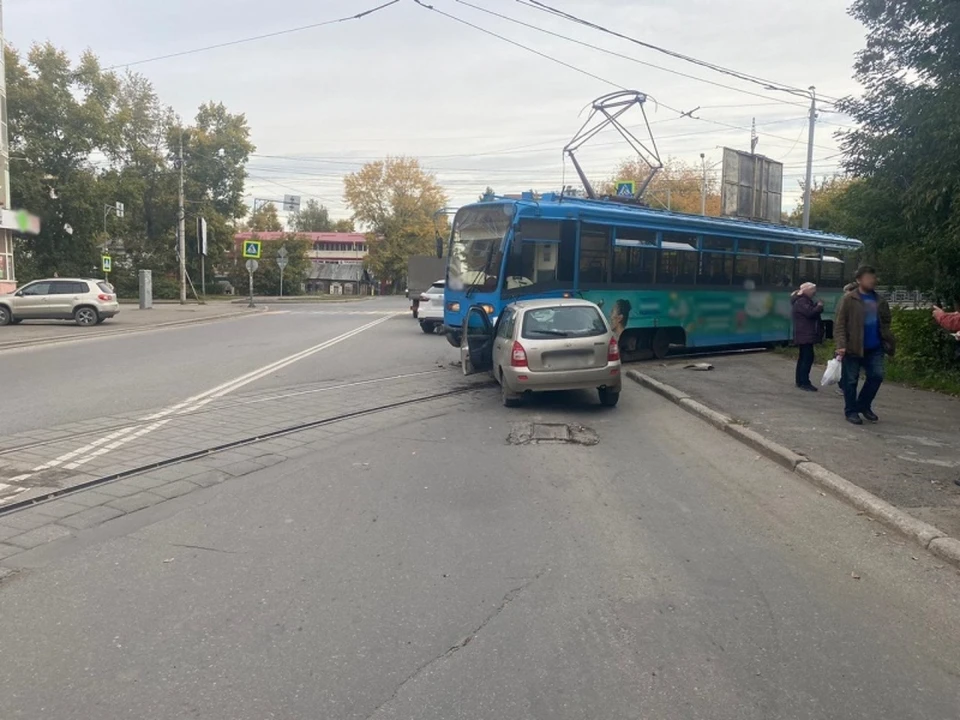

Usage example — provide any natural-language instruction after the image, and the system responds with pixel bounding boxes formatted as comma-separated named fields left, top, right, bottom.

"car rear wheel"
left=500, top=373, right=521, bottom=408
left=420, top=321, right=435, bottom=334
left=598, top=388, right=620, bottom=407
left=0, top=305, right=10, bottom=326
left=74, top=306, right=99, bottom=326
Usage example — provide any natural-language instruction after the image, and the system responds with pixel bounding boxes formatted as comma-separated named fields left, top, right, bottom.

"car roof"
left=27, top=277, right=93, bottom=283
left=510, top=298, right=600, bottom=311
left=431, top=279, right=445, bottom=285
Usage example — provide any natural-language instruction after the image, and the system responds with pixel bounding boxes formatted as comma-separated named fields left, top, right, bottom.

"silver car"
left=460, top=298, right=622, bottom=407
left=417, top=280, right=445, bottom=334
left=0, top=278, right=120, bottom=327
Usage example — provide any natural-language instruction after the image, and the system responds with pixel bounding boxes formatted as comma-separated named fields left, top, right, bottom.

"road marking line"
left=0, top=314, right=399, bottom=492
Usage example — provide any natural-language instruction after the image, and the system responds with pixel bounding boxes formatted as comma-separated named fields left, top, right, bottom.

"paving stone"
left=65, top=489, right=120, bottom=508
left=5, top=524, right=73, bottom=549
left=150, top=480, right=198, bottom=499
left=0, top=543, right=23, bottom=560
left=0, top=511, right=54, bottom=532
left=0, top=523, right=25, bottom=542
left=106, top=491, right=164, bottom=513
left=122, top=474, right=173, bottom=491
left=220, top=459, right=270, bottom=478
left=31, top=501, right=88, bottom=520
left=88, top=481, right=143, bottom=499
left=57, top=505, right=125, bottom=530
left=188, top=470, right=229, bottom=488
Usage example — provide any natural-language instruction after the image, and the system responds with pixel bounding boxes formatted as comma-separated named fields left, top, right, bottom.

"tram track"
left=0, top=369, right=447, bottom=458
left=0, top=384, right=479, bottom=518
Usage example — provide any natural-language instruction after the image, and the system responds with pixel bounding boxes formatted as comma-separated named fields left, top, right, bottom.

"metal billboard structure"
left=719, top=148, right=783, bottom=223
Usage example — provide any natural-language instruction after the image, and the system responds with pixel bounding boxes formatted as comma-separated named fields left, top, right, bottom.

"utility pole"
left=700, top=153, right=707, bottom=216
left=750, top=118, right=758, bottom=154
left=801, top=86, right=817, bottom=230
left=178, top=132, right=187, bottom=304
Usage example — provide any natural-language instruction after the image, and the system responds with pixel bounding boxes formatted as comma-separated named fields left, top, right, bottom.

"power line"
left=102, top=0, right=400, bottom=71
left=517, top=0, right=842, bottom=104
left=451, top=0, right=810, bottom=110
left=414, top=2, right=840, bottom=156
left=411, top=0, right=623, bottom=90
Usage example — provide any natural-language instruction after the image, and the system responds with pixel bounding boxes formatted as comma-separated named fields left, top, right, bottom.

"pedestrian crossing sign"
left=102, top=255, right=112, bottom=273
left=242, top=240, right=262, bottom=259
left=615, top=181, right=636, bottom=197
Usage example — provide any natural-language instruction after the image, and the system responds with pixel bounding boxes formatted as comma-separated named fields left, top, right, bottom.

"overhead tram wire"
left=450, top=0, right=810, bottom=110
left=414, top=1, right=840, bottom=155
left=517, top=0, right=843, bottom=104
left=102, top=0, right=400, bottom=71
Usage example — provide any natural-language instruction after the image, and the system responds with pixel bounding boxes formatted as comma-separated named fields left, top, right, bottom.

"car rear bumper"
left=97, top=303, right=120, bottom=318
left=502, top=363, right=622, bottom=394
left=419, top=309, right=443, bottom=321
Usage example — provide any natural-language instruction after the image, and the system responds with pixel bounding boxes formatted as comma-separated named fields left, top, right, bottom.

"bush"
left=890, top=308, right=957, bottom=373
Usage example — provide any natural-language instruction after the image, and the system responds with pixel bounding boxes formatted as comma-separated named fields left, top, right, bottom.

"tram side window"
left=658, top=250, right=698, bottom=285
left=734, top=254, right=764, bottom=286
left=579, top=224, right=610, bottom=284
left=797, top=258, right=820, bottom=285
left=504, top=220, right=576, bottom=291
left=765, top=255, right=796, bottom=287
left=820, top=257, right=844, bottom=288
left=698, top=252, right=734, bottom=285
left=613, top=226, right=657, bottom=284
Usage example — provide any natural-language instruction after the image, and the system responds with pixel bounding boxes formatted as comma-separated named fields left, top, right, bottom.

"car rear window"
left=97, top=282, right=113, bottom=294
left=521, top=306, right=607, bottom=339
left=429, top=283, right=444, bottom=292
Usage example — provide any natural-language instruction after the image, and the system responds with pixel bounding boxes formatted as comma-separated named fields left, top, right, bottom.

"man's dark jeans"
left=795, top=344, right=815, bottom=386
left=842, top=349, right=884, bottom=417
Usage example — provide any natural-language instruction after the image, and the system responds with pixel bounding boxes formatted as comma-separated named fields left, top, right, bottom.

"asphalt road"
left=1, top=300, right=959, bottom=719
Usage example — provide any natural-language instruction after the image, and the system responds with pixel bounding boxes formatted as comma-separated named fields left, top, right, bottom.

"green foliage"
left=247, top=203, right=283, bottom=232
left=229, top=236, right=310, bottom=296
left=343, top=156, right=448, bottom=291
left=291, top=199, right=333, bottom=232
left=6, top=42, right=254, bottom=288
left=332, top=218, right=355, bottom=233
left=838, top=0, right=960, bottom=304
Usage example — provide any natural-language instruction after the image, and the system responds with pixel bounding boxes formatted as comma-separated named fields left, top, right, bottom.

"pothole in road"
left=507, top=422, right=599, bottom=446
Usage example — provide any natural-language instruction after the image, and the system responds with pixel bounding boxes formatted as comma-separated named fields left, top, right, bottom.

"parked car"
left=417, top=280, right=445, bottom=334
left=460, top=298, right=622, bottom=407
left=0, top=278, right=120, bottom=327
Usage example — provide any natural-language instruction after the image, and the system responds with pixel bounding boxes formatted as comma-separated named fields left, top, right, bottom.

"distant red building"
left=233, top=231, right=368, bottom=264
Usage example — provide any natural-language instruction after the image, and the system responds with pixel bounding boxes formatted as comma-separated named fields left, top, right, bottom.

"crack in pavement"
left=364, top=569, right=546, bottom=719
left=169, top=543, right=241, bottom=555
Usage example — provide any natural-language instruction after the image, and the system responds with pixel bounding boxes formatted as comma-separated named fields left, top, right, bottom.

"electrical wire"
left=103, top=0, right=400, bottom=71
left=517, top=0, right=842, bottom=104
left=451, top=0, right=810, bottom=110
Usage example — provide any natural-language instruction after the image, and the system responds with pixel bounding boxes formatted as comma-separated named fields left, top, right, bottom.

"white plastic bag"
left=821, top=356, right=842, bottom=387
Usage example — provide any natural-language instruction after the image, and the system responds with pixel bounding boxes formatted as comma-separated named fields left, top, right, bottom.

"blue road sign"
left=615, top=181, right=636, bottom=197
left=242, top=240, right=262, bottom=259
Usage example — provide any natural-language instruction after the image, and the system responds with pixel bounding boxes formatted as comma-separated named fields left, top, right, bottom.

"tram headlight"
left=481, top=304, right=495, bottom=316
left=447, top=301, right=460, bottom=313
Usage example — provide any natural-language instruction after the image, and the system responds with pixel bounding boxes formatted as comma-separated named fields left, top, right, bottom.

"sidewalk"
left=637, top=352, right=960, bottom=537
left=0, top=303, right=262, bottom=350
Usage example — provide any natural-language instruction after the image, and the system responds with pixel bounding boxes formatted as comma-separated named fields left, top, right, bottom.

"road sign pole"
left=248, top=270, right=255, bottom=308
left=280, top=267, right=284, bottom=299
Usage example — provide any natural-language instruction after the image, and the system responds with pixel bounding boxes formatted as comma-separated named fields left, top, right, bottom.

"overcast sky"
left=7, top=0, right=865, bottom=222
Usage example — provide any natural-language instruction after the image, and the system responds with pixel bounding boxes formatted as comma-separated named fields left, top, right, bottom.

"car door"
left=11, top=281, right=53, bottom=319
left=48, top=280, right=83, bottom=318
left=459, top=305, right=494, bottom=375
left=492, top=307, right=516, bottom=370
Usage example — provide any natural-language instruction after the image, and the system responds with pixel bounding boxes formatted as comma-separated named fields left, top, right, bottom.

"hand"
left=815, top=301, right=824, bottom=309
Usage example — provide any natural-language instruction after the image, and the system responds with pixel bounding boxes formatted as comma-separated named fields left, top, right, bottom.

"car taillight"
left=608, top=336, right=621, bottom=362
left=98, top=293, right=113, bottom=302
left=511, top=341, right=528, bottom=367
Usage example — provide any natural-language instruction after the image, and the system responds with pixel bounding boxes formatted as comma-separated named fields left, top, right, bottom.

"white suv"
left=0, top=278, right=120, bottom=326
left=417, top=280, right=445, bottom=334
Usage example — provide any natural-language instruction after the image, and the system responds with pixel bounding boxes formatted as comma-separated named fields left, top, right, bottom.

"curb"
left=626, top=369, right=960, bottom=570
left=0, top=308, right=264, bottom=352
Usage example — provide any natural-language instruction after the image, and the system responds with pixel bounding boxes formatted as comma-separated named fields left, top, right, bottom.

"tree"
left=838, top=0, right=960, bottom=303
left=604, top=157, right=721, bottom=215
left=343, top=156, right=447, bottom=291
left=291, top=199, right=333, bottom=232
left=332, top=218, right=355, bottom=233
left=6, top=42, right=255, bottom=296
left=247, top=203, right=282, bottom=232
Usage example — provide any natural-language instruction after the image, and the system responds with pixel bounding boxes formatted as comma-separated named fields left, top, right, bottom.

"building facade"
left=233, top=231, right=368, bottom=265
